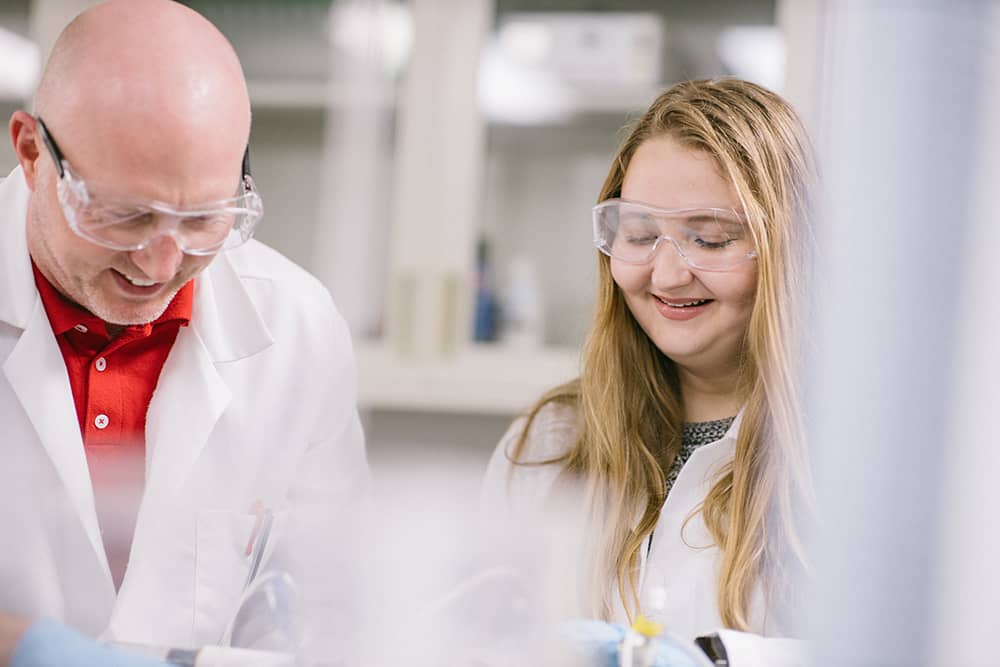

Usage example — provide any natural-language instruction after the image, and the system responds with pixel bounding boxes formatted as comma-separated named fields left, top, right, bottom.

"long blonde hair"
left=509, top=79, right=815, bottom=628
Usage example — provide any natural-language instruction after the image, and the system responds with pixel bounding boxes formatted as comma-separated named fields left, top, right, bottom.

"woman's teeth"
left=659, top=297, right=710, bottom=308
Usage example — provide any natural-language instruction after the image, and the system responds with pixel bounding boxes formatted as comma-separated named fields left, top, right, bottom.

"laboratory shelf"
left=356, top=342, right=580, bottom=415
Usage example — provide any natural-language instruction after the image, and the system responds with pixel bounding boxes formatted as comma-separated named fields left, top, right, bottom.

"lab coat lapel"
left=142, top=325, right=231, bottom=499
left=143, top=251, right=273, bottom=500
left=2, top=306, right=110, bottom=578
left=0, top=168, right=111, bottom=581
left=0, top=167, right=35, bottom=328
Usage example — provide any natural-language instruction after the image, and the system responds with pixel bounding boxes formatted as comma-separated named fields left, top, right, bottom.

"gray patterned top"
left=664, top=416, right=736, bottom=495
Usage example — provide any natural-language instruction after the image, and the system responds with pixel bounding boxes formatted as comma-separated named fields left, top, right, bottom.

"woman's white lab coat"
left=481, top=402, right=776, bottom=640
left=0, top=167, right=369, bottom=648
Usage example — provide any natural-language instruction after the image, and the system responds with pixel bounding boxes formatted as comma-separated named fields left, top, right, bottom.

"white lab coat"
left=0, top=167, right=369, bottom=648
left=481, top=402, right=778, bottom=639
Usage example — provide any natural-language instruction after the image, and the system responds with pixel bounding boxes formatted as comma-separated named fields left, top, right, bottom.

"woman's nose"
left=649, top=238, right=695, bottom=289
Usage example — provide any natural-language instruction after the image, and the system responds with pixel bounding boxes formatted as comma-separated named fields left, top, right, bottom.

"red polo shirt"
left=33, top=263, right=194, bottom=588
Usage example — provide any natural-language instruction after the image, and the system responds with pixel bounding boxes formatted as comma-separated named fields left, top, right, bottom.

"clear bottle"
left=501, top=254, right=544, bottom=350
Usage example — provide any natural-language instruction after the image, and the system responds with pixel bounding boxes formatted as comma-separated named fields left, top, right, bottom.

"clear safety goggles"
left=592, top=198, right=757, bottom=271
left=36, top=116, right=263, bottom=256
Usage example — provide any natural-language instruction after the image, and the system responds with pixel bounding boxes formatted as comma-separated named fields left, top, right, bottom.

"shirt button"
left=73, top=324, right=88, bottom=333
left=94, top=414, right=109, bottom=429
left=95, top=357, right=107, bottom=372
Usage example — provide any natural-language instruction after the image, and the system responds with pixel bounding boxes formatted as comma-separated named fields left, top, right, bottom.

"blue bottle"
left=473, top=239, right=499, bottom=342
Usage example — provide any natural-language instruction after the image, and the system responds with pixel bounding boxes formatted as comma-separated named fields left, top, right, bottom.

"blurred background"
left=0, top=0, right=819, bottom=475
left=6, top=1, right=1000, bottom=665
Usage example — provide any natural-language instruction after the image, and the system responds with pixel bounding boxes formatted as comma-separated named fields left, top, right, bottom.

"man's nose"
left=129, top=233, right=185, bottom=283
left=649, top=237, right=695, bottom=288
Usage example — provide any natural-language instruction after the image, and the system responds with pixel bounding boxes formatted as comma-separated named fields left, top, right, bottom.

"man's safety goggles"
left=35, top=115, right=263, bottom=256
left=592, top=198, right=757, bottom=271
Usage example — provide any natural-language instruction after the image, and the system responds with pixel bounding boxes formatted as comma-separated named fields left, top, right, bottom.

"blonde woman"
left=482, top=78, right=814, bottom=651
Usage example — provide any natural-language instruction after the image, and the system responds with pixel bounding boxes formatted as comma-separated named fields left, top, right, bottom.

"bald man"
left=0, top=0, right=368, bottom=660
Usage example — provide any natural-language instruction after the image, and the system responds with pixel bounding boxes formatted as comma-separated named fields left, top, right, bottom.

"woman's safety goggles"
left=592, top=198, right=757, bottom=271
left=35, top=116, right=263, bottom=256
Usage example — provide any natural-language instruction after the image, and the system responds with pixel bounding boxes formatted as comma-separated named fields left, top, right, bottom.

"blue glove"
left=561, top=618, right=625, bottom=666
left=11, top=619, right=170, bottom=667
left=560, top=619, right=707, bottom=667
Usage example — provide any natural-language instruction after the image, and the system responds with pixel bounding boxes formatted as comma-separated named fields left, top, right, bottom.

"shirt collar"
left=31, top=261, right=194, bottom=338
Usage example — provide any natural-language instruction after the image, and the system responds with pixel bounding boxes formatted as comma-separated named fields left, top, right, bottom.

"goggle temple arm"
left=34, top=116, right=67, bottom=179
left=241, top=145, right=255, bottom=195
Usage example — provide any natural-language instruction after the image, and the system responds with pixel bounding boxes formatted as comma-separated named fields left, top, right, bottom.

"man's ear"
left=9, top=111, right=42, bottom=190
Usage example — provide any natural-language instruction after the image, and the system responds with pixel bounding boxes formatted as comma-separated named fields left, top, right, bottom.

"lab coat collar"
left=188, top=244, right=274, bottom=364
left=0, top=168, right=113, bottom=587
left=722, top=407, right=745, bottom=447
left=676, top=407, right=744, bottom=482
left=0, top=167, right=36, bottom=330
left=636, top=407, right=744, bottom=591
left=134, top=234, right=276, bottom=505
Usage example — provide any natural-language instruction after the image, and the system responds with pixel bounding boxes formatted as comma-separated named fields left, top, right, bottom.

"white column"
left=775, top=0, right=824, bottom=133
left=312, top=0, right=397, bottom=339
left=383, top=0, right=493, bottom=358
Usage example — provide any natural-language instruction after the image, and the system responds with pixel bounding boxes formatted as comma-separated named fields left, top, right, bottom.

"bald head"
left=34, top=0, right=251, bottom=202
left=11, top=0, right=255, bottom=327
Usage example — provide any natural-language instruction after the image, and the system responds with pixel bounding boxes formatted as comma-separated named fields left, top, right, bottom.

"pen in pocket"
left=243, top=501, right=274, bottom=592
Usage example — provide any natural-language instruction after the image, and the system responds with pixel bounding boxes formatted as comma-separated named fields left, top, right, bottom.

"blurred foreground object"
left=340, top=463, right=586, bottom=666
left=11, top=619, right=168, bottom=667
left=803, top=0, right=1000, bottom=665
left=112, top=460, right=795, bottom=665
left=562, top=619, right=711, bottom=667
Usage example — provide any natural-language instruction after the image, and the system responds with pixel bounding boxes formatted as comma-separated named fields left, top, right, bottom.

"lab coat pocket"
left=193, top=509, right=257, bottom=646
